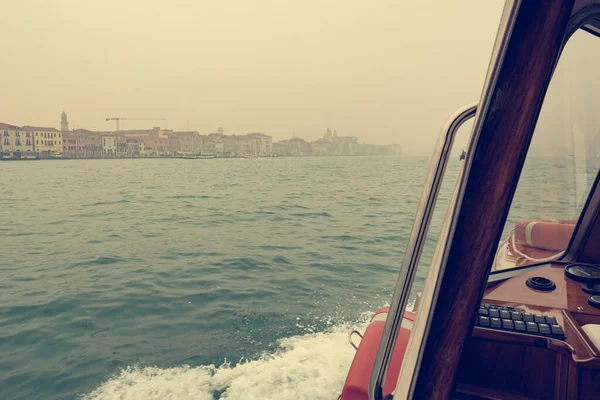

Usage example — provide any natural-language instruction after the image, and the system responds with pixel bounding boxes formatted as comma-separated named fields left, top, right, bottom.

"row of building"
left=273, top=129, right=402, bottom=157
left=1, top=113, right=401, bottom=160
left=1, top=123, right=64, bottom=159
left=1, top=115, right=273, bottom=159
left=62, top=128, right=273, bottom=158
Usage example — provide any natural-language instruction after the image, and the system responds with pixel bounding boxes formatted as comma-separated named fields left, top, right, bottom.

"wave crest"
left=82, top=322, right=366, bottom=400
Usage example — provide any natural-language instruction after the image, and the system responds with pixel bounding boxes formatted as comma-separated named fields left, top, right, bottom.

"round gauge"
left=582, top=283, right=600, bottom=295
left=588, top=295, right=600, bottom=309
left=565, top=264, right=600, bottom=284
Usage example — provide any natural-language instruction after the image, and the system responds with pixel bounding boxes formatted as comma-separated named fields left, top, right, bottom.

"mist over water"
left=1, top=156, right=436, bottom=400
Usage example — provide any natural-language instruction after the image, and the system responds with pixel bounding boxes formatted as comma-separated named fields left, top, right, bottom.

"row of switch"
left=478, top=307, right=558, bottom=325
left=476, top=316, right=566, bottom=338
left=477, top=303, right=566, bottom=340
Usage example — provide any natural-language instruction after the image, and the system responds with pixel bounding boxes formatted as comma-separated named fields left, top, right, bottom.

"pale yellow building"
left=102, top=135, right=117, bottom=157
left=205, top=133, right=224, bottom=154
left=1, top=122, right=35, bottom=155
left=248, top=132, right=272, bottom=156
left=222, top=133, right=272, bottom=156
left=24, top=126, right=63, bottom=156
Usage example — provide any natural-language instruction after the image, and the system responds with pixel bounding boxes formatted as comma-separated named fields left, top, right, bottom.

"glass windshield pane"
left=410, top=118, right=474, bottom=305
left=494, top=28, right=600, bottom=270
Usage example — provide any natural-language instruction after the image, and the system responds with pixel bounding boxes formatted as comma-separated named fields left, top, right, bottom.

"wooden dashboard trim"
left=458, top=263, right=600, bottom=398
left=484, top=264, right=600, bottom=316
left=480, top=264, right=600, bottom=367
left=563, top=311, right=600, bottom=360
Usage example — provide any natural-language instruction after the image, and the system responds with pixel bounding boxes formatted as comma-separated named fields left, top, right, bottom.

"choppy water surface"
left=2, top=156, right=438, bottom=400
left=1, top=154, right=589, bottom=400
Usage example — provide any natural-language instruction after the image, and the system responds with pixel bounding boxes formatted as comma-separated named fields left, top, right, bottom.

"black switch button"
left=478, top=308, right=489, bottom=316
left=545, top=315, right=557, bottom=325
left=522, top=313, right=534, bottom=322
left=550, top=324, right=565, bottom=338
left=489, top=309, right=500, bottom=318
left=511, top=311, right=522, bottom=320
left=478, top=316, right=490, bottom=327
left=500, top=310, right=511, bottom=319
left=502, top=319, right=515, bottom=330
left=526, top=322, right=539, bottom=333
left=539, top=323, right=551, bottom=335
left=490, top=318, right=502, bottom=329
left=514, top=320, right=526, bottom=331
left=534, top=315, right=545, bottom=324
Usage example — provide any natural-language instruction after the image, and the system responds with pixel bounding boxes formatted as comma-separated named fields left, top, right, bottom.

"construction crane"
left=105, top=117, right=166, bottom=131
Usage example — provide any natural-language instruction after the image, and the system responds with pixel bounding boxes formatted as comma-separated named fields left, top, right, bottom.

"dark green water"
left=1, top=156, right=437, bottom=400
left=2, top=154, right=588, bottom=399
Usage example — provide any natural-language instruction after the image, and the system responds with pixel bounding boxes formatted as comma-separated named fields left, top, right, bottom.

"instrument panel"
left=455, top=263, right=600, bottom=399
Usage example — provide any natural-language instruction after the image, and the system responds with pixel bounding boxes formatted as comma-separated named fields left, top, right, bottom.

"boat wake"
left=82, top=320, right=369, bottom=400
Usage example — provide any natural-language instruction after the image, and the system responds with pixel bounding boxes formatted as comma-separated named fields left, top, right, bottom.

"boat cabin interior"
left=340, top=2, right=600, bottom=399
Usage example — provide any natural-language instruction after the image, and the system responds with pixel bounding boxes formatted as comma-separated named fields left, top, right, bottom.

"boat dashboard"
left=454, top=263, right=600, bottom=399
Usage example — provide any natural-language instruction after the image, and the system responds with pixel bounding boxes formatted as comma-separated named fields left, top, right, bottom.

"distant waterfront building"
left=168, top=131, right=203, bottom=154
left=73, top=129, right=104, bottom=158
left=24, top=126, right=62, bottom=157
left=247, top=132, right=272, bottom=156
left=269, top=129, right=402, bottom=157
left=223, top=134, right=250, bottom=155
left=155, top=127, right=172, bottom=139
left=335, top=136, right=359, bottom=155
left=4, top=118, right=397, bottom=160
left=102, top=135, right=117, bottom=157
left=311, top=138, right=336, bottom=156
left=387, top=144, right=403, bottom=154
left=116, top=129, right=156, bottom=138
left=61, top=111, right=69, bottom=132
left=116, top=136, right=128, bottom=157
left=63, top=131, right=85, bottom=158
left=205, top=132, right=224, bottom=154
left=1, top=122, right=35, bottom=157
left=140, top=135, right=168, bottom=156
left=115, top=127, right=172, bottom=139
left=125, top=137, right=141, bottom=157
left=103, top=128, right=169, bottom=156
left=273, top=137, right=312, bottom=156
left=222, top=132, right=272, bottom=156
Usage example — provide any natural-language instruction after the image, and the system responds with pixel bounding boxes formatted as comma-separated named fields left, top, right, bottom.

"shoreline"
left=1, top=154, right=402, bottom=161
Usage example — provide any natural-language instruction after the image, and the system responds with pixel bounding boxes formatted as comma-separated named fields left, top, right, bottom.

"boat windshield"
left=493, top=28, right=600, bottom=270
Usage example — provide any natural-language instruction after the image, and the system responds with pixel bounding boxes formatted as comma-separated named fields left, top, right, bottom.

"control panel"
left=476, top=303, right=566, bottom=340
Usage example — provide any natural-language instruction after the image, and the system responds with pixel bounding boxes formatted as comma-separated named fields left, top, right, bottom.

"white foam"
left=82, top=321, right=369, bottom=400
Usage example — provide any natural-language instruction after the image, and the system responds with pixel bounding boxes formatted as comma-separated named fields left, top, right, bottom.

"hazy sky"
left=1, top=1, right=504, bottom=152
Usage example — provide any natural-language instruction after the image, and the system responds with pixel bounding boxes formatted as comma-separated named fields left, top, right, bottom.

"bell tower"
left=61, top=110, right=69, bottom=132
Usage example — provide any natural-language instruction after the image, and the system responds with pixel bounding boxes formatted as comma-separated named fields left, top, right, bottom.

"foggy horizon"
left=5, top=3, right=600, bottom=399
left=1, top=0, right=504, bottom=154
